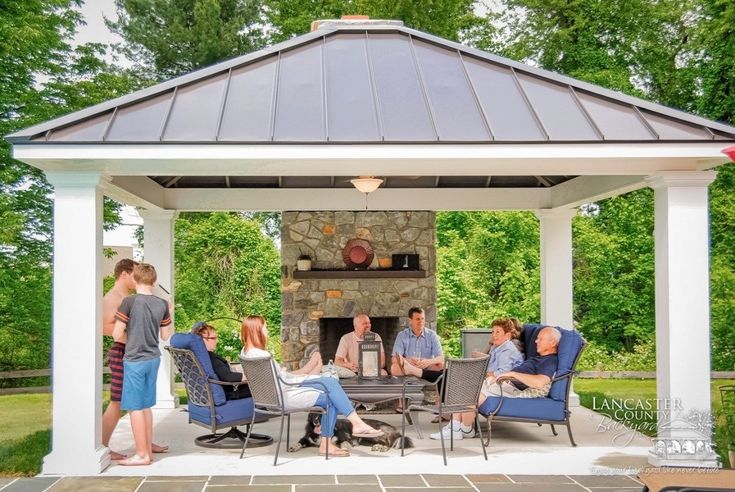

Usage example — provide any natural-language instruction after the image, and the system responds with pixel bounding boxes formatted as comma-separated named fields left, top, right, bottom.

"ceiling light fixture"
left=350, top=176, right=383, bottom=209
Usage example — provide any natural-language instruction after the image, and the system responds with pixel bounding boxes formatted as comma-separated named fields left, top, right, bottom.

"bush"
left=577, top=339, right=656, bottom=372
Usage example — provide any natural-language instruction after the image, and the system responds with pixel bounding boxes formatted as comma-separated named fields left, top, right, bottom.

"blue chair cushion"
left=478, top=395, right=566, bottom=421
left=188, top=398, right=255, bottom=427
left=549, top=328, right=585, bottom=401
left=170, top=333, right=227, bottom=406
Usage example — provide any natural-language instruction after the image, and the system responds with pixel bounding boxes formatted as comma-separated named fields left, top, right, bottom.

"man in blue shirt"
left=390, top=307, right=444, bottom=376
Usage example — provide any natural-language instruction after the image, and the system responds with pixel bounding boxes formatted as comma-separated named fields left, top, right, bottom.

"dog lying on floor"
left=288, top=412, right=414, bottom=452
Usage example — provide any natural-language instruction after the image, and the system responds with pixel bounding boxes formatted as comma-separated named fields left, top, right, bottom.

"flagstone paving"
left=0, top=474, right=643, bottom=492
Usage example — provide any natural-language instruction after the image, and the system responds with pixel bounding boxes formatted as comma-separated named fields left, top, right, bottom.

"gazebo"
left=7, top=18, right=735, bottom=475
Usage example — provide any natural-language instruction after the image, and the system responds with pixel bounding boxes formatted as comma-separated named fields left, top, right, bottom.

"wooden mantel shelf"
left=293, top=270, right=426, bottom=279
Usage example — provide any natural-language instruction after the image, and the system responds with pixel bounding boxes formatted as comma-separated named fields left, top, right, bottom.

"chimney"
left=311, top=16, right=404, bottom=32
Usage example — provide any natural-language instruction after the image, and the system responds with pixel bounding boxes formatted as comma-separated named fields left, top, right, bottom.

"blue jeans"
left=300, top=377, right=354, bottom=438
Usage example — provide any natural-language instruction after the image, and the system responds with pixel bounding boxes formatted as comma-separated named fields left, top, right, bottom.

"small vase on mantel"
left=296, top=255, right=312, bottom=271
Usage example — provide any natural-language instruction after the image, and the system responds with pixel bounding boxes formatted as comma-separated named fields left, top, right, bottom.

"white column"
left=139, top=209, right=179, bottom=409
left=537, top=208, right=578, bottom=406
left=646, top=172, right=718, bottom=467
left=43, top=172, right=109, bottom=474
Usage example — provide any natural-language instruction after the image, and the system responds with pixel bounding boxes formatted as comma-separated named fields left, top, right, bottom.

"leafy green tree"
left=0, top=1, right=147, bottom=372
left=173, top=213, right=282, bottom=359
left=436, top=211, right=540, bottom=357
left=263, top=0, right=481, bottom=43
left=107, top=0, right=266, bottom=79
left=573, top=191, right=655, bottom=351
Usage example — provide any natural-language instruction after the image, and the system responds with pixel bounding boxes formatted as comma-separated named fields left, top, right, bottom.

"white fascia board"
left=549, top=175, right=648, bottom=209
left=12, top=143, right=733, bottom=176
left=163, top=187, right=550, bottom=211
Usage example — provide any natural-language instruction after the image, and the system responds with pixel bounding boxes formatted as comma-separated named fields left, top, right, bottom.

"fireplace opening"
left=319, top=317, right=401, bottom=371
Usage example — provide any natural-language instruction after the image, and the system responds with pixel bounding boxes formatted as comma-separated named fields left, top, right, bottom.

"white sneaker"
left=461, top=427, right=477, bottom=438
left=430, top=423, right=463, bottom=440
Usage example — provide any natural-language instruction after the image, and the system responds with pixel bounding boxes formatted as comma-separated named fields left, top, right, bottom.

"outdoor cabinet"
left=461, top=328, right=492, bottom=358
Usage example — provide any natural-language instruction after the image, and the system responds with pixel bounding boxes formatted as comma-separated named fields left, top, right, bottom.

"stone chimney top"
left=311, top=16, right=404, bottom=32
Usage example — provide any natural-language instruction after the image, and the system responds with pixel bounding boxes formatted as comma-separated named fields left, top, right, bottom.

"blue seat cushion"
left=170, top=333, right=226, bottom=406
left=478, top=395, right=566, bottom=421
left=188, top=397, right=255, bottom=427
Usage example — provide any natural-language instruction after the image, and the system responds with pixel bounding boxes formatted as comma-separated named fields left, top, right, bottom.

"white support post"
left=537, top=208, right=578, bottom=405
left=140, top=209, right=179, bottom=409
left=646, top=172, right=719, bottom=467
left=43, top=172, right=109, bottom=475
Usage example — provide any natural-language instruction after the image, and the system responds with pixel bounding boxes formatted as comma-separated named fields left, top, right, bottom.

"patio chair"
left=167, top=333, right=272, bottom=449
left=477, top=324, right=586, bottom=446
left=400, top=355, right=490, bottom=465
left=239, top=355, right=330, bottom=465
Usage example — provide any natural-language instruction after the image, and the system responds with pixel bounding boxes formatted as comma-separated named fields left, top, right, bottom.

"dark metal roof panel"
left=367, top=33, right=436, bottom=140
left=273, top=42, right=325, bottom=141
left=163, top=73, right=228, bottom=141
left=516, top=73, right=599, bottom=140
left=218, top=57, right=278, bottom=141
left=105, top=92, right=174, bottom=141
left=412, top=40, right=490, bottom=141
left=8, top=24, right=735, bottom=144
left=462, top=58, right=545, bottom=140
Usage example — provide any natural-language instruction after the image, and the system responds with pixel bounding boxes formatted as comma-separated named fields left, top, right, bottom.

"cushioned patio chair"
left=239, top=355, right=329, bottom=465
left=400, top=355, right=490, bottom=466
left=477, top=324, right=586, bottom=446
left=167, top=333, right=272, bottom=449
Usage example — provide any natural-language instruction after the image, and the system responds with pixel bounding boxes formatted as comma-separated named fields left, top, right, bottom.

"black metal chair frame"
left=481, top=342, right=587, bottom=447
left=166, top=346, right=272, bottom=449
left=240, top=355, right=331, bottom=465
left=400, top=356, right=490, bottom=466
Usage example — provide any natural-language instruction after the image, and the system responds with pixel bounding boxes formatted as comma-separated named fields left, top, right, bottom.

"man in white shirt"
left=334, top=314, right=387, bottom=376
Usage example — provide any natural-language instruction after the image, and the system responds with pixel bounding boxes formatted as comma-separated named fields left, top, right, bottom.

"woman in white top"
left=240, top=315, right=383, bottom=457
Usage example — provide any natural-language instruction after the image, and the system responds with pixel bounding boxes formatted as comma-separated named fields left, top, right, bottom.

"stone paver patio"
left=0, top=473, right=644, bottom=492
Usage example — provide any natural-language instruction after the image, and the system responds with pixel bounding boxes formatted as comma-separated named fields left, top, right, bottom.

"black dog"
left=288, top=412, right=413, bottom=452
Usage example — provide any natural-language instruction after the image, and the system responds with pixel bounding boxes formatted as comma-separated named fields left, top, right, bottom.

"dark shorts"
left=108, top=342, right=126, bottom=402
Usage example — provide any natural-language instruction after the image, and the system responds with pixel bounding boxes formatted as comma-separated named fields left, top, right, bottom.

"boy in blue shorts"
left=113, top=263, right=174, bottom=466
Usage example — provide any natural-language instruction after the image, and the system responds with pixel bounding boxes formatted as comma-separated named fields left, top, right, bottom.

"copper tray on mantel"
left=342, top=238, right=375, bottom=269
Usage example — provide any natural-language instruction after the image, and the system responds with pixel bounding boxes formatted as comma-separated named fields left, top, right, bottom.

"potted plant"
left=719, top=385, right=735, bottom=468
left=296, top=252, right=312, bottom=271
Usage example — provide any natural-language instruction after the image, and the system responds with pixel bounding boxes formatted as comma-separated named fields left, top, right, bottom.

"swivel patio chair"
left=400, top=355, right=490, bottom=465
left=239, top=355, right=330, bottom=465
left=167, top=333, right=272, bottom=449
left=477, top=324, right=586, bottom=446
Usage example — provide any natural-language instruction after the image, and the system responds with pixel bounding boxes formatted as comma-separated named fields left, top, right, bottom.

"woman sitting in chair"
left=399, top=317, right=524, bottom=440
left=191, top=322, right=252, bottom=400
left=240, top=315, right=383, bottom=457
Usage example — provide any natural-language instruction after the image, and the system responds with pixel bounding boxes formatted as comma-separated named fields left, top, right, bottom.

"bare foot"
left=152, top=443, right=169, bottom=453
left=319, top=445, right=349, bottom=457
left=110, top=450, right=127, bottom=460
left=401, top=357, right=421, bottom=378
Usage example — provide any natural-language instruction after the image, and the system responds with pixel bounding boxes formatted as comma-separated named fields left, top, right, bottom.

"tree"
left=0, top=1, right=147, bottom=372
left=107, top=0, right=266, bottom=79
left=263, top=0, right=481, bottom=44
left=174, top=213, right=282, bottom=360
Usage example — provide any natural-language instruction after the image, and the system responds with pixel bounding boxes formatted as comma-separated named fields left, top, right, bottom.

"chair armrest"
left=207, top=378, right=242, bottom=387
left=550, top=370, right=575, bottom=383
left=275, top=374, right=330, bottom=395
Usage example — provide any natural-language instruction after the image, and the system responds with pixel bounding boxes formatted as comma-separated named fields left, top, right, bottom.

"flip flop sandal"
left=352, top=429, right=385, bottom=438
left=319, top=449, right=349, bottom=457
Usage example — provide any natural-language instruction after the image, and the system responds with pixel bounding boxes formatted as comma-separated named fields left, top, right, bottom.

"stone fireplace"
left=280, top=211, right=436, bottom=369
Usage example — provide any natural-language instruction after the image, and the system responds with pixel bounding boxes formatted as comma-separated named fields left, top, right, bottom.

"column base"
left=648, top=437, right=721, bottom=468
left=42, top=446, right=110, bottom=475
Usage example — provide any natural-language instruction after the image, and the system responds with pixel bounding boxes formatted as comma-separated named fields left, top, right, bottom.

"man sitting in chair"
left=485, top=326, right=560, bottom=399
left=334, top=314, right=387, bottom=377
left=192, top=322, right=251, bottom=400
